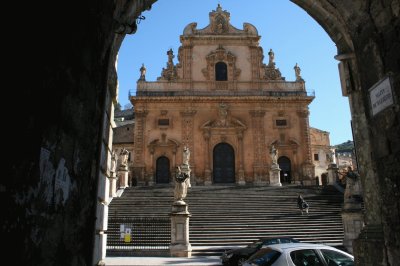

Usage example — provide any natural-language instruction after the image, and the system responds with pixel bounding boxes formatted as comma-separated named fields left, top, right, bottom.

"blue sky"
left=116, top=0, right=353, bottom=146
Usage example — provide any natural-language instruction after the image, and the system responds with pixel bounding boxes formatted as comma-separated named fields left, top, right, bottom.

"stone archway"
left=13, top=1, right=398, bottom=265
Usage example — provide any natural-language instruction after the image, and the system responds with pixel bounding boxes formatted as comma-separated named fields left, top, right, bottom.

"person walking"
left=297, top=194, right=309, bottom=215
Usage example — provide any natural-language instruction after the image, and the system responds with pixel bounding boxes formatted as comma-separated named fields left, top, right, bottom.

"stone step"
left=107, top=185, right=345, bottom=253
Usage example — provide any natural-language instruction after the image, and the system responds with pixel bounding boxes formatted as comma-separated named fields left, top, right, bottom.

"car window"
left=263, top=239, right=279, bottom=245
left=280, top=238, right=298, bottom=243
left=290, top=249, right=324, bottom=266
left=319, top=249, right=354, bottom=266
left=247, top=248, right=281, bottom=266
left=249, top=241, right=263, bottom=248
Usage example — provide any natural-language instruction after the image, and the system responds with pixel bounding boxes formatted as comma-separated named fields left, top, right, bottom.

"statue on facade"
left=268, top=49, right=275, bottom=66
left=294, top=63, right=303, bottom=81
left=167, top=48, right=174, bottom=67
left=270, top=145, right=278, bottom=165
left=215, top=103, right=229, bottom=127
left=158, top=49, right=178, bottom=81
left=139, top=63, right=146, bottom=81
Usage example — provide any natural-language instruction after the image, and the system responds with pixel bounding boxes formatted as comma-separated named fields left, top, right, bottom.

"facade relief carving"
left=202, top=103, right=247, bottom=129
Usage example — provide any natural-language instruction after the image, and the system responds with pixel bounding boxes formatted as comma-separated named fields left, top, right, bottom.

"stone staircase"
left=107, top=184, right=344, bottom=256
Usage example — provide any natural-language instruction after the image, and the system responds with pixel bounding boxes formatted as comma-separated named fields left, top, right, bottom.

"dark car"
left=221, top=237, right=300, bottom=266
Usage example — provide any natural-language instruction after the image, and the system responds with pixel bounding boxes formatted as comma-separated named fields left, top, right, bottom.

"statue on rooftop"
left=268, top=49, right=275, bottom=66
left=139, top=63, right=146, bottom=81
left=294, top=63, right=303, bottom=81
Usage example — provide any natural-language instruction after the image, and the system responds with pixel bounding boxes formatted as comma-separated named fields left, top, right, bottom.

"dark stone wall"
left=4, top=0, right=117, bottom=265
left=348, top=2, right=400, bottom=265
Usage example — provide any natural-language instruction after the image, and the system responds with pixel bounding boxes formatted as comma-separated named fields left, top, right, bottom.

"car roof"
left=258, top=236, right=296, bottom=240
left=264, top=243, right=351, bottom=253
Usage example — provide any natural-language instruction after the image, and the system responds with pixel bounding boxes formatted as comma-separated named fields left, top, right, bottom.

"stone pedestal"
left=269, top=164, right=282, bottom=186
left=204, top=169, right=212, bottom=185
left=327, top=163, right=339, bottom=185
left=341, top=209, right=364, bottom=254
left=341, top=176, right=364, bottom=254
left=237, top=169, right=246, bottom=185
left=170, top=201, right=192, bottom=257
left=118, top=169, right=129, bottom=188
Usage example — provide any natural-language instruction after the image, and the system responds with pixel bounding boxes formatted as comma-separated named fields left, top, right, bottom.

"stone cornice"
left=131, top=96, right=314, bottom=104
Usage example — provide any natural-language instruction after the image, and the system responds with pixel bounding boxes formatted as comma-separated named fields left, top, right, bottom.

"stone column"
left=203, top=130, right=212, bottom=185
left=133, top=110, right=148, bottom=185
left=250, top=110, right=266, bottom=185
left=148, top=149, right=154, bottom=186
left=237, top=130, right=245, bottom=185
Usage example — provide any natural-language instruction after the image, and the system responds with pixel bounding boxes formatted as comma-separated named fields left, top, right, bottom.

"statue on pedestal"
left=270, top=145, right=278, bottom=165
left=183, top=146, right=190, bottom=165
left=119, top=148, right=129, bottom=170
left=110, top=151, right=117, bottom=174
left=174, top=166, right=190, bottom=201
left=174, top=147, right=192, bottom=202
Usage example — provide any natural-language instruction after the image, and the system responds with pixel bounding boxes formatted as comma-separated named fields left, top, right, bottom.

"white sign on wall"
left=369, top=76, right=394, bottom=116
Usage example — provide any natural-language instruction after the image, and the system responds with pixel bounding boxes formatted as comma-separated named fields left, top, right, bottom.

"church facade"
left=130, top=5, right=317, bottom=186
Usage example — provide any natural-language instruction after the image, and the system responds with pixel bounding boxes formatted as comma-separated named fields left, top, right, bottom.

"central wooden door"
left=213, top=143, right=235, bottom=183
left=156, top=156, right=170, bottom=184
left=278, top=156, right=291, bottom=183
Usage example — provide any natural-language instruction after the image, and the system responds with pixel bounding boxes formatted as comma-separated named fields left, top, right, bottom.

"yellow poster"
left=124, top=233, right=131, bottom=243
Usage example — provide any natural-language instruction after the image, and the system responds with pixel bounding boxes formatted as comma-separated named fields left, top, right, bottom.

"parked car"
left=221, top=237, right=300, bottom=266
left=242, top=242, right=354, bottom=266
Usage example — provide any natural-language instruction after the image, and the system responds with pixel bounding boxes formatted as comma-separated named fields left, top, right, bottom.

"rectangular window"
left=158, top=119, right=170, bottom=126
left=314, top=154, right=319, bottom=161
left=276, top=119, right=287, bottom=127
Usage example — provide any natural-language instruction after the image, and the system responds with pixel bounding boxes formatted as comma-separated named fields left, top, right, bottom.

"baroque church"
left=129, top=5, right=328, bottom=186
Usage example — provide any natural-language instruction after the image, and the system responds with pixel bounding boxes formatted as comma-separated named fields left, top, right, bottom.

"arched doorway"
left=155, top=156, right=170, bottom=184
left=278, top=156, right=291, bottom=183
left=213, top=143, right=235, bottom=183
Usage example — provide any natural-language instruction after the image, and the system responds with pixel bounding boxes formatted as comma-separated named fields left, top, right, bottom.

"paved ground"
left=103, top=256, right=222, bottom=265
